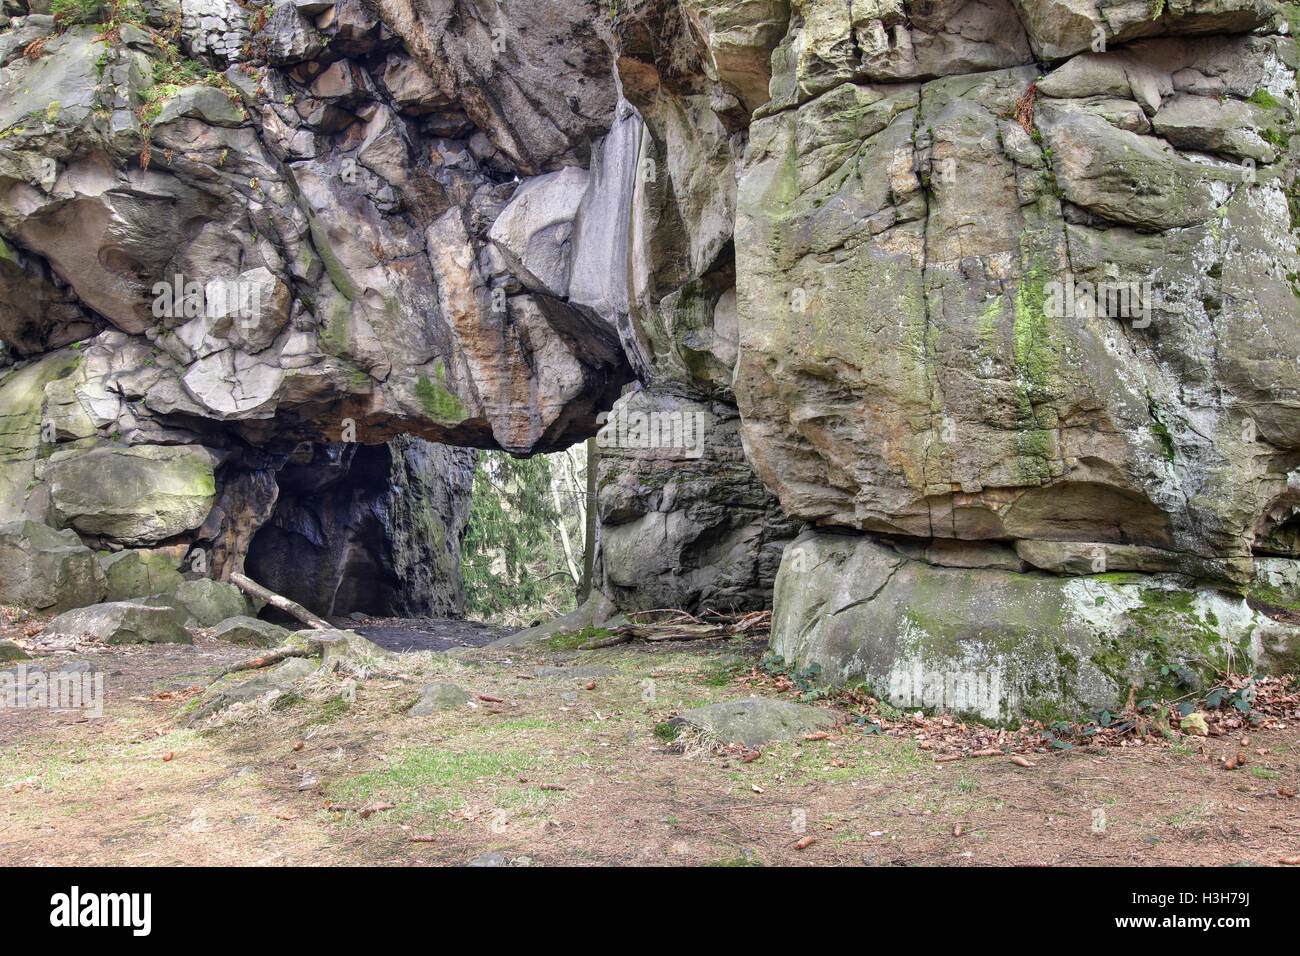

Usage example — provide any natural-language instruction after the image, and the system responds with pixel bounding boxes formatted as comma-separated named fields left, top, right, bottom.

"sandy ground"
left=2, top=615, right=1299, bottom=867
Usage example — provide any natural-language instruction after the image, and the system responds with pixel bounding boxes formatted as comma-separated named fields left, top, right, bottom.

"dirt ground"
left=2, top=613, right=1299, bottom=867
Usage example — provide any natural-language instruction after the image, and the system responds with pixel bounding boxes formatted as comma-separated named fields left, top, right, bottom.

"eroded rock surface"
left=3, top=0, right=1300, bottom=716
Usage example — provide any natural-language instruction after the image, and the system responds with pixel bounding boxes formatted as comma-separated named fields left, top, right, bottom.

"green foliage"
left=1247, top=89, right=1286, bottom=111
left=52, top=0, right=145, bottom=28
left=461, top=450, right=584, bottom=625
left=652, top=722, right=680, bottom=743
left=51, top=0, right=109, bottom=25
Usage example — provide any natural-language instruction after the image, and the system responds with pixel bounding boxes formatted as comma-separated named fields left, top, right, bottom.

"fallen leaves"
left=1010, top=756, right=1034, bottom=768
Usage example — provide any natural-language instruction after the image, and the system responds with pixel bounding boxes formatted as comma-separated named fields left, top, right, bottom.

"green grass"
left=323, top=746, right=562, bottom=829
left=547, top=625, right=612, bottom=650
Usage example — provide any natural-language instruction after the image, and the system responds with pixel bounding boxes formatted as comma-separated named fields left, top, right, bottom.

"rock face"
left=773, top=532, right=1300, bottom=722
left=4, top=0, right=1300, bottom=716
left=722, top=2, right=1300, bottom=708
left=0, top=0, right=628, bottom=617
left=0, top=520, right=105, bottom=612
left=596, top=384, right=801, bottom=612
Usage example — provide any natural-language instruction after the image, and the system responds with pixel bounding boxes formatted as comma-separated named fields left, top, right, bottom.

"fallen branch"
left=230, top=572, right=331, bottom=630
left=580, top=609, right=774, bottom=649
left=211, top=648, right=314, bottom=681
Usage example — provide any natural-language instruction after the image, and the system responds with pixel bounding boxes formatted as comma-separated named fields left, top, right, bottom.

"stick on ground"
left=230, top=572, right=331, bottom=630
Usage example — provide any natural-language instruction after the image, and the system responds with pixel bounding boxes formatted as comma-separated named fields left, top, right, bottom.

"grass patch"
left=547, top=625, right=612, bottom=650
left=653, top=721, right=680, bottom=743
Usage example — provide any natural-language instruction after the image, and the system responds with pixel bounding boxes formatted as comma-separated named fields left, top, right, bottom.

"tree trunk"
left=581, top=437, right=598, bottom=602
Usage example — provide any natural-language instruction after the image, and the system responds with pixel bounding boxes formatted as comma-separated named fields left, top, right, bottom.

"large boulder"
left=40, top=601, right=191, bottom=645
left=771, top=532, right=1300, bottom=722
left=47, top=445, right=219, bottom=546
left=596, top=384, right=801, bottom=612
left=0, top=520, right=106, bottom=612
left=98, top=549, right=185, bottom=602
left=149, top=577, right=260, bottom=627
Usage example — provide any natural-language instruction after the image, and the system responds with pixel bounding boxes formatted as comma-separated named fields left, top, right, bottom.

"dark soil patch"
left=341, top=617, right=513, bottom=653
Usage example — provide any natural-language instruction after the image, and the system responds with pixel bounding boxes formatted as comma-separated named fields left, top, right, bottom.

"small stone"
left=1180, top=712, right=1209, bottom=736
left=410, top=682, right=469, bottom=716
left=531, top=664, right=616, bottom=680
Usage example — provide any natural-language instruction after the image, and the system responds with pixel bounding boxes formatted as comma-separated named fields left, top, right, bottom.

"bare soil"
left=2, top=614, right=1299, bottom=867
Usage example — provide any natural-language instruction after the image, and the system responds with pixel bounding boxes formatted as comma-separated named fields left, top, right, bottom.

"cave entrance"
left=241, top=436, right=596, bottom=629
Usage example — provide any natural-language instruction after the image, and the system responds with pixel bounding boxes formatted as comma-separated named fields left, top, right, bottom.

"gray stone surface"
left=211, top=615, right=291, bottom=648
left=529, top=665, right=617, bottom=680
left=40, top=601, right=191, bottom=646
left=410, top=681, right=469, bottom=715
left=0, top=520, right=106, bottom=612
left=186, top=655, right=319, bottom=723
left=771, top=532, right=1300, bottom=722
left=668, top=698, right=837, bottom=747
left=152, top=578, right=259, bottom=628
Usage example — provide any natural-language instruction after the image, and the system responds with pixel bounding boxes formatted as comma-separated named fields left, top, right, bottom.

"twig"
left=211, top=648, right=313, bottom=681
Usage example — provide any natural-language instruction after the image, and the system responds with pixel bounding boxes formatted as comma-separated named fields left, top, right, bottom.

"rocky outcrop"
left=596, top=384, right=801, bottom=612
left=0, top=5, right=630, bottom=452
left=724, top=2, right=1300, bottom=706
left=4, top=0, right=1300, bottom=717
left=773, top=531, right=1299, bottom=722
left=0, top=0, right=630, bottom=617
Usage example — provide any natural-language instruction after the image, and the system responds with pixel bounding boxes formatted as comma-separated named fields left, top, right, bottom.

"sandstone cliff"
left=2, top=0, right=1299, bottom=716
